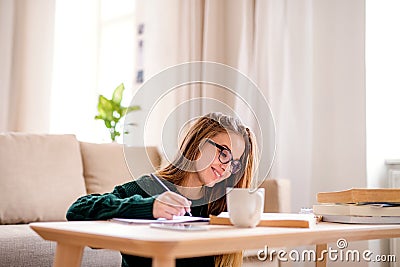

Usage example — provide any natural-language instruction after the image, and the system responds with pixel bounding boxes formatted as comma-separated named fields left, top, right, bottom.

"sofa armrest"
left=260, top=179, right=291, bottom=213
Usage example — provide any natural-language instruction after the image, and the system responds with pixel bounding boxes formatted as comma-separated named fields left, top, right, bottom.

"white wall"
left=129, top=0, right=183, bottom=149
left=366, top=1, right=400, bottom=266
left=307, top=0, right=368, bottom=223
left=366, top=0, right=400, bottom=187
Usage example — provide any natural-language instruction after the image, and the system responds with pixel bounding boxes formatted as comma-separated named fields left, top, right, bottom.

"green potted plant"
left=95, top=83, right=140, bottom=142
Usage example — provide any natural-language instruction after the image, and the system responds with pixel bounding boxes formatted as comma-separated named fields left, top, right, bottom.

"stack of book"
left=313, top=188, right=400, bottom=224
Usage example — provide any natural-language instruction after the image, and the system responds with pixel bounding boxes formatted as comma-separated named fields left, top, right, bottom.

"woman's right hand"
left=153, top=191, right=192, bottom=220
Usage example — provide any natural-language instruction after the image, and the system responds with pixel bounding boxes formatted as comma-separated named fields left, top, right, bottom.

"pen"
left=150, top=173, right=192, bottom=216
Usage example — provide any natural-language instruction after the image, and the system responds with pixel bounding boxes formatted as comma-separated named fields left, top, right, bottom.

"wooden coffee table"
left=30, top=221, right=400, bottom=267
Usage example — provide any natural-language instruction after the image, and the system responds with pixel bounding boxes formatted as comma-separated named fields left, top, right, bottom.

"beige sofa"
left=0, top=133, right=290, bottom=267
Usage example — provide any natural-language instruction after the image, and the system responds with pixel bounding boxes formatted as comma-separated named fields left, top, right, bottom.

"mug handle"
left=249, top=191, right=263, bottom=225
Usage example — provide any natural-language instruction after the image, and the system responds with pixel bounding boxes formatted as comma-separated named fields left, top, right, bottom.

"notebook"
left=111, top=216, right=210, bottom=224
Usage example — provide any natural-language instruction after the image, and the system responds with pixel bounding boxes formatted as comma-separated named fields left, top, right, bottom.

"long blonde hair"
left=157, top=112, right=257, bottom=266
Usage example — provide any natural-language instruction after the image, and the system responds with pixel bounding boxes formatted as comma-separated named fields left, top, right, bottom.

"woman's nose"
left=219, top=162, right=229, bottom=172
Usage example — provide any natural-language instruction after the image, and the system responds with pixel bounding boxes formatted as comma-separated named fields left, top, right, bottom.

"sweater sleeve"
left=66, top=177, right=157, bottom=221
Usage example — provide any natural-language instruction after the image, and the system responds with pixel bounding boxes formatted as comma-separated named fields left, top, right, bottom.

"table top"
left=30, top=221, right=400, bottom=259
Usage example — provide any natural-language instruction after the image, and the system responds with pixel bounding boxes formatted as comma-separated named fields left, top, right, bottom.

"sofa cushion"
left=80, top=142, right=161, bottom=194
left=124, top=146, right=162, bottom=178
left=0, top=133, right=87, bottom=224
left=261, top=178, right=291, bottom=213
left=0, top=225, right=121, bottom=267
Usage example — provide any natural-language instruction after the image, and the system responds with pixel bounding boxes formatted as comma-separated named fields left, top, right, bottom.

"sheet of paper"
left=111, top=216, right=210, bottom=224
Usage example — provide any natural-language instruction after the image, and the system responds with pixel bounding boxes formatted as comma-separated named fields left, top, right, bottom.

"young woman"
left=67, top=112, right=257, bottom=267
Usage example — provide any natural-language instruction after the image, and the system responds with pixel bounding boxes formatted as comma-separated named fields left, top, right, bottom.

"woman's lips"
left=211, top=167, right=221, bottom=180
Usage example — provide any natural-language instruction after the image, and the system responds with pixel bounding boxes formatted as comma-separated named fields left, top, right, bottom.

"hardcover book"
left=321, top=214, right=400, bottom=224
left=316, top=188, right=400, bottom=204
left=209, top=212, right=317, bottom=228
left=313, top=204, right=400, bottom=217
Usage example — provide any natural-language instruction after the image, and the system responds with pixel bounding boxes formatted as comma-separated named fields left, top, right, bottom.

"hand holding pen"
left=151, top=174, right=192, bottom=220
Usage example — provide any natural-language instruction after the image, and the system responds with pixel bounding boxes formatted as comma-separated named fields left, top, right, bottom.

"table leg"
left=153, top=256, right=175, bottom=267
left=53, top=243, right=84, bottom=267
left=316, top=244, right=327, bottom=267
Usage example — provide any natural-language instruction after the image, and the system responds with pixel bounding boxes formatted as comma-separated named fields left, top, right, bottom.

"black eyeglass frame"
left=205, top=139, right=242, bottom=174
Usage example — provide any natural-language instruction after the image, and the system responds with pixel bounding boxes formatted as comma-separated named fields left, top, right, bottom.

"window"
left=50, top=0, right=136, bottom=142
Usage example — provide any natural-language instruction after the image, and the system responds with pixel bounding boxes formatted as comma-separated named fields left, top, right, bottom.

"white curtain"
left=247, top=0, right=366, bottom=213
left=145, top=0, right=367, bottom=212
left=247, top=2, right=368, bottom=265
left=135, top=0, right=246, bottom=149
left=139, top=0, right=366, bottom=213
left=0, top=0, right=55, bottom=133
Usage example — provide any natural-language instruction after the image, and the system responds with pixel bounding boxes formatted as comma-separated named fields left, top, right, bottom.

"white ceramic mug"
left=226, top=187, right=265, bottom=228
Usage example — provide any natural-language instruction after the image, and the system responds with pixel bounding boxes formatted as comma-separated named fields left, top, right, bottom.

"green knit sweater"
left=66, top=175, right=164, bottom=221
left=66, top=175, right=210, bottom=220
left=66, top=175, right=215, bottom=267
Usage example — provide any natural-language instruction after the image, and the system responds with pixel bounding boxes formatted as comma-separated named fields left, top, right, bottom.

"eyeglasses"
left=205, top=139, right=242, bottom=174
